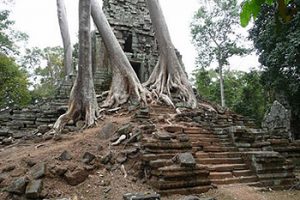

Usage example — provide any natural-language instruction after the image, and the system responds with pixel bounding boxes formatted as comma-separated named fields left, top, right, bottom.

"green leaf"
left=240, top=1, right=253, bottom=27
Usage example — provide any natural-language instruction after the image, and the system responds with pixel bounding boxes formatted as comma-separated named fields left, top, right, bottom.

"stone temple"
left=91, top=0, right=159, bottom=93
left=1, top=0, right=300, bottom=196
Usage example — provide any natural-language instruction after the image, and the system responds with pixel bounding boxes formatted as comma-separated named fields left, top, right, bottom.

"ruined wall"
left=92, top=0, right=159, bottom=87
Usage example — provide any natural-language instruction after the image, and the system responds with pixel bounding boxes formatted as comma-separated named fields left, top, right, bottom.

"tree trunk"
left=91, top=0, right=148, bottom=107
left=57, top=0, right=73, bottom=77
left=218, top=61, right=225, bottom=107
left=144, top=0, right=197, bottom=108
left=53, top=0, right=98, bottom=132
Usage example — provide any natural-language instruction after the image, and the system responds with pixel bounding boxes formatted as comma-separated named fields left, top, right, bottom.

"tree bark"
left=57, top=0, right=73, bottom=77
left=53, top=0, right=98, bottom=132
left=218, top=61, right=226, bottom=107
left=144, top=0, right=197, bottom=108
left=91, top=0, right=148, bottom=107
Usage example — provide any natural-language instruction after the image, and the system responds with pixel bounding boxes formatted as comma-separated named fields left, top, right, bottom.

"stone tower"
left=92, top=0, right=159, bottom=93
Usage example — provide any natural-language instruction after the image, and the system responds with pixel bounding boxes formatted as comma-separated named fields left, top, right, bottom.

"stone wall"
left=92, top=0, right=159, bottom=84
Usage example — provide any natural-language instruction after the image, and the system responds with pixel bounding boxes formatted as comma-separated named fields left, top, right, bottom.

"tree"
left=249, top=4, right=300, bottom=133
left=0, top=54, right=31, bottom=109
left=91, top=0, right=148, bottom=107
left=191, top=0, right=250, bottom=107
left=144, top=0, right=197, bottom=108
left=194, top=68, right=268, bottom=125
left=53, top=0, right=98, bottom=132
left=0, top=9, right=28, bottom=56
left=56, top=0, right=73, bottom=77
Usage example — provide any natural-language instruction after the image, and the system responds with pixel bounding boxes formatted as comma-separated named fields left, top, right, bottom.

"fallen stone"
left=31, top=162, right=46, bottom=179
left=25, top=179, right=43, bottom=199
left=10, top=168, right=26, bottom=177
left=37, top=125, right=51, bottom=134
left=0, top=173, right=6, bottom=183
left=177, top=153, right=196, bottom=167
left=82, top=152, right=96, bottom=164
left=154, top=132, right=172, bottom=140
left=123, top=193, right=160, bottom=200
left=98, top=122, right=118, bottom=139
left=0, top=128, right=10, bottom=136
left=57, top=150, right=73, bottom=161
left=2, top=137, right=13, bottom=145
left=182, top=196, right=216, bottom=200
left=23, top=158, right=36, bottom=167
left=2, top=165, right=16, bottom=172
left=7, top=176, right=29, bottom=195
left=101, top=151, right=113, bottom=164
left=49, top=164, right=68, bottom=177
left=64, top=167, right=88, bottom=186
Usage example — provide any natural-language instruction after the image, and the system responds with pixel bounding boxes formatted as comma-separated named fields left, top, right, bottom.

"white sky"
left=9, top=0, right=259, bottom=76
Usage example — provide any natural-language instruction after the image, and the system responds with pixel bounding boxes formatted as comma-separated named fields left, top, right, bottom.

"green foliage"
left=249, top=4, right=300, bottom=131
left=0, top=53, right=31, bottom=109
left=194, top=69, right=268, bottom=125
left=191, top=0, right=249, bottom=69
left=240, top=0, right=296, bottom=27
left=21, top=46, right=65, bottom=101
left=0, top=9, right=28, bottom=55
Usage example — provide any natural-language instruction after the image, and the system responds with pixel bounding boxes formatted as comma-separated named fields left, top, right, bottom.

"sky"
left=9, top=0, right=259, bottom=76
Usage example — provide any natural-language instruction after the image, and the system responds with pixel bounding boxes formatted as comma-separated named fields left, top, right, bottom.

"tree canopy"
left=0, top=54, right=31, bottom=109
left=194, top=69, right=267, bottom=125
left=191, top=0, right=250, bottom=107
left=249, top=4, right=300, bottom=132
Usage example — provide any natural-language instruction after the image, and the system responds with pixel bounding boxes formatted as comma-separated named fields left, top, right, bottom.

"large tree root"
left=53, top=98, right=98, bottom=133
left=144, top=57, right=197, bottom=108
left=102, top=69, right=150, bottom=108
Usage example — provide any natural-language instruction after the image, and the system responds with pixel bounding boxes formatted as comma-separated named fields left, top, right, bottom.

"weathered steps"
left=158, top=185, right=213, bottom=196
left=197, top=157, right=244, bottom=165
left=210, top=175, right=258, bottom=185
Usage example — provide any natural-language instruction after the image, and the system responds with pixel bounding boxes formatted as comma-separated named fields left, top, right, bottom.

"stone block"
left=123, top=193, right=160, bottom=200
left=25, top=179, right=43, bottom=199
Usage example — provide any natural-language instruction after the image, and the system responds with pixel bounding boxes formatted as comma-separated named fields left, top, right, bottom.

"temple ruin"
left=0, top=0, right=299, bottom=197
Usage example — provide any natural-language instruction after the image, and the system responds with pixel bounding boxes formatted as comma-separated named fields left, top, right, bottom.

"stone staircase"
left=164, top=125, right=258, bottom=186
left=139, top=105, right=298, bottom=195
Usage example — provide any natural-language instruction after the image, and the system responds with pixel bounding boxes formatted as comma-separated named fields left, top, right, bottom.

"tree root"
left=143, top=57, right=197, bottom=108
left=53, top=97, right=98, bottom=133
left=102, top=70, right=150, bottom=108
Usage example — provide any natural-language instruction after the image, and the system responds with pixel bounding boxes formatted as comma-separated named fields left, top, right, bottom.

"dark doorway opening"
left=131, top=62, right=141, bottom=81
left=124, top=33, right=133, bottom=53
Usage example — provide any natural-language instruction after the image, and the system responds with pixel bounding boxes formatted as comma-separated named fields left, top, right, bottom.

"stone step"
left=195, top=152, right=242, bottom=158
left=191, top=141, right=224, bottom=147
left=257, top=172, right=295, bottom=180
left=211, top=175, right=258, bottom=185
left=256, top=178, right=297, bottom=188
left=142, top=153, right=175, bottom=161
left=203, top=146, right=237, bottom=152
left=196, top=157, right=244, bottom=165
left=151, top=169, right=209, bottom=179
left=232, top=170, right=254, bottom=177
left=151, top=179, right=210, bottom=190
left=158, top=185, right=212, bottom=195
left=143, top=142, right=192, bottom=150
left=182, top=128, right=211, bottom=134
left=209, top=172, right=233, bottom=179
left=149, top=159, right=173, bottom=168
left=144, top=148, right=190, bottom=154
left=189, top=137, right=229, bottom=143
left=208, top=164, right=248, bottom=172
